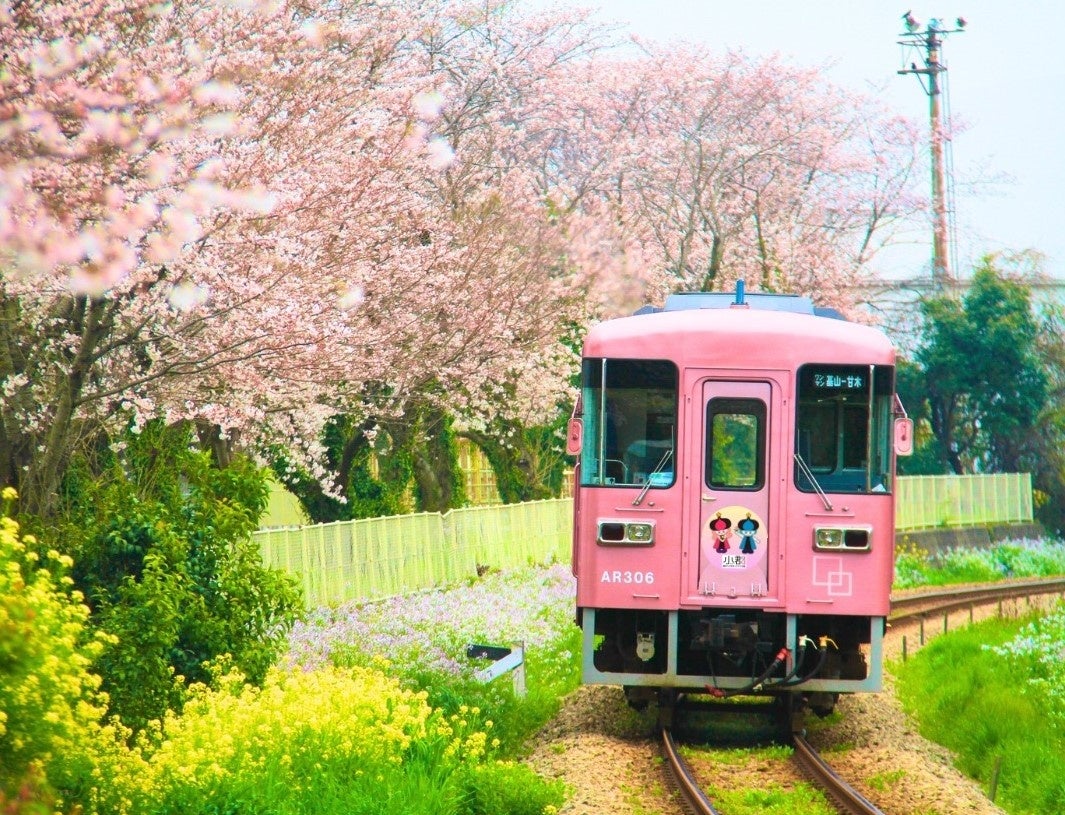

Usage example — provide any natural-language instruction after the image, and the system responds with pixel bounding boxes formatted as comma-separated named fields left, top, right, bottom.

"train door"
left=691, top=380, right=773, bottom=601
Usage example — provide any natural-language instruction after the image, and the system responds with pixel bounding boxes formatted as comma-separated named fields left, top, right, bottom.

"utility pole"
left=898, top=11, right=965, bottom=292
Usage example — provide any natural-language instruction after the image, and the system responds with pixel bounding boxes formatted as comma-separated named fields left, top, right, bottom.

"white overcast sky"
left=523, top=0, right=1065, bottom=283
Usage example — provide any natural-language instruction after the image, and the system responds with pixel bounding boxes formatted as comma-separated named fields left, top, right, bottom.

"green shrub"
left=52, top=421, right=303, bottom=732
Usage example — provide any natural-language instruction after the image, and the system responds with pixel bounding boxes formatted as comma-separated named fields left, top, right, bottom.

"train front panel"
left=570, top=295, right=905, bottom=706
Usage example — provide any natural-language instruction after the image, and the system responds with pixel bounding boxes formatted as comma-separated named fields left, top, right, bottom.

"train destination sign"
left=807, top=367, right=866, bottom=392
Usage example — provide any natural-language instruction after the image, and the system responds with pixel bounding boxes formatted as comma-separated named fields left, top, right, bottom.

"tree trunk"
left=195, top=420, right=239, bottom=469
left=381, top=402, right=461, bottom=513
left=461, top=428, right=554, bottom=504
left=410, top=403, right=461, bottom=513
left=699, top=233, right=724, bottom=292
left=18, top=296, right=110, bottom=517
left=929, top=392, right=964, bottom=475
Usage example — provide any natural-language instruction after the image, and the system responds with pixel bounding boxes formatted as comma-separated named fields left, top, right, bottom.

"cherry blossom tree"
left=537, top=44, right=926, bottom=318
left=1, top=0, right=927, bottom=518
left=254, top=1, right=618, bottom=513
left=386, top=2, right=607, bottom=496
left=0, top=0, right=603, bottom=516
left=1, top=0, right=272, bottom=515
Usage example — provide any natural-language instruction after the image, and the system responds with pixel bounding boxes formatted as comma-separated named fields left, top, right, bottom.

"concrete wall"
left=896, top=522, right=1046, bottom=555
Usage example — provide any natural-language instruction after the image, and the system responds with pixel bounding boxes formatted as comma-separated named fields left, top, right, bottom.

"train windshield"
left=795, top=364, right=895, bottom=494
left=579, top=358, right=678, bottom=488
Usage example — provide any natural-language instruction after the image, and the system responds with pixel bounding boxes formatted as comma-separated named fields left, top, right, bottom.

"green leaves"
left=901, top=256, right=1065, bottom=534
left=52, top=421, right=302, bottom=734
left=909, top=255, right=1052, bottom=475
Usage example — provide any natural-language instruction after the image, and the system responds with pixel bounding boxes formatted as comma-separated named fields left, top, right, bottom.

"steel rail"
left=792, top=732, right=887, bottom=815
left=659, top=728, right=722, bottom=815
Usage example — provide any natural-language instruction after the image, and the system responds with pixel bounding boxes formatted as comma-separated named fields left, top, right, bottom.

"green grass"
left=866, top=768, right=906, bottom=791
left=708, top=784, right=835, bottom=815
left=891, top=604, right=1065, bottom=815
left=680, top=745, right=835, bottom=815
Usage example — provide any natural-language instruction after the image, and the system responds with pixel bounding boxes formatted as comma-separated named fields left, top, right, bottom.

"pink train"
left=567, top=284, right=913, bottom=716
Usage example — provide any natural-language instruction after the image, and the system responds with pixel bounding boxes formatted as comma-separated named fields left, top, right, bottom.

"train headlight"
left=597, top=520, right=655, bottom=546
left=814, top=526, right=871, bottom=551
left=627, top=522, right=654, bottom=543
left=815, top=528, right=843, bottom=548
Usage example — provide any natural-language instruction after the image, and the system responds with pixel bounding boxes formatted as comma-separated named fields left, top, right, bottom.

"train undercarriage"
left=579, top=607, right=885, bottom=717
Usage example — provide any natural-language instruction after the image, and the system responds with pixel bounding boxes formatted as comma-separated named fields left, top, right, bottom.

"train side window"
left=705, top=398, right=766, bottom=490
left=579, top=358, right=678, bottom=488
left=795, top=364, right=895, bottom=494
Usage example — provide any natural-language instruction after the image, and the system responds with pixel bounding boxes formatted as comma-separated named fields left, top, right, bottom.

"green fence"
left=895, top=472, right=1032, bottom=531
left=256, top=499, right=572, bottom=607
left=257, top=473, right=1034, bottom=608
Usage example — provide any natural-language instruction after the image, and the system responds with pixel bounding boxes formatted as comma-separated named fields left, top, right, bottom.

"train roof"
left=584, top=290, right=895, bottom=368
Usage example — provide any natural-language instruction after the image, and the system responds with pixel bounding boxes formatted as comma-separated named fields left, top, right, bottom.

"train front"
left=568, top=292, right=911, bottom=713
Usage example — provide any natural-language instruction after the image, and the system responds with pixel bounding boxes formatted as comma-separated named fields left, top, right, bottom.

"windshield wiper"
left=632, top=448, right=673, bottom=506
left=794, top=452, right=833, bottom=511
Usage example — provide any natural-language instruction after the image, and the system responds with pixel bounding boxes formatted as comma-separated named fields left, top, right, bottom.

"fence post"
left=989, top=755, right=1003, bottom=802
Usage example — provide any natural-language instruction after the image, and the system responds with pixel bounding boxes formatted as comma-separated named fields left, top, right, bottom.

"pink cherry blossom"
left=0, top=0, right=925, bottom=516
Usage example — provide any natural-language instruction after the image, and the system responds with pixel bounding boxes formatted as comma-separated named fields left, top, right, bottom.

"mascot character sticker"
left=699, top=506, right=769, bottom=595
left=709, top=513, right=732, bottom=553
left=737, top=513, right=760, bottom=554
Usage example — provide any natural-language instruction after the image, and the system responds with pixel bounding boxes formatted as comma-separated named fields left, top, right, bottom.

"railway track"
left=657, top=578, right=1065, bottom=815
left=661, top=725, right=889, bottom=815
left=889, top=576, right=1065, bottom=623
left=661, top=726, right=889, bottom=815
left=790, top=732, right=886, bottom=815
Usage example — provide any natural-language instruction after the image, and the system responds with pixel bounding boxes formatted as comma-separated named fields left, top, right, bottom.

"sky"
left=526, top=0, right=1065, bottom=286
